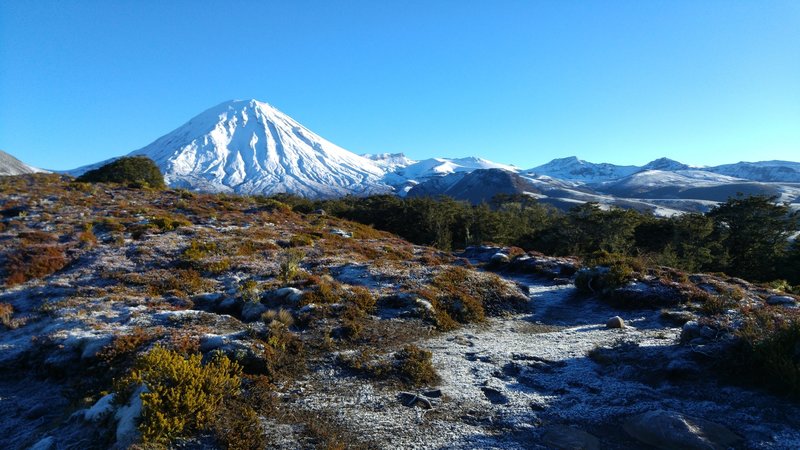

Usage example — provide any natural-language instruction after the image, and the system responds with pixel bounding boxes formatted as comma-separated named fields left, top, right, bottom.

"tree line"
left=270, top=193, right=800, bottom=286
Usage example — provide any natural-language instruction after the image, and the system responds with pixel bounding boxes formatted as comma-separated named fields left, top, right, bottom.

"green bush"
left=277, top=249, right=305, bottom=284
left=575, top=252, right=638, bottom=296
left=395, top=345, right=440, bottom=386
left=339, top=344, right=440, bottom=387
left=77, top=156, right=165, bottom=188
left=114, top=345, right=242, bottom=445
left=150, top=214, right=191, bottom=231
left=736, top=308, right=800, bottom=397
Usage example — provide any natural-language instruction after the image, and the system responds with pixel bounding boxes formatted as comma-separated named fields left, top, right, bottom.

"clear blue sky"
left=1, top=0, right=798, bottom=171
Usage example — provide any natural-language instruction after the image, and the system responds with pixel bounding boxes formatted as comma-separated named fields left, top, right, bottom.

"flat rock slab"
left=623, top=409, right=741, bottom=450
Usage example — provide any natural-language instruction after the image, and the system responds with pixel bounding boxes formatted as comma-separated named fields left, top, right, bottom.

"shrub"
left=0, top=303, right=14, bottom=328
left=239, top=279, right=261, bottom=303
left=98, top=327, right=157, bottom=369
left=77, top=156, right=166, bottom=188
left=261, top=308, right=295, bottom=327
left=182, top=239, right=218, bottom=261
left=114, top=345, right=242, bottom=445
left=574, top=253, right=638, bottom=297
left=347, top=286, right=376, bottom=313
left=254, top=197, right=292, bottom=213
left=5, top=245, right=68, bottom=286
left=289, top=233, right=315, bottom=247
left=736, top=307, right=800, bottom=397
left=277, top=249, right=305, bottom=284
left=395, top=344, right=440, bottom=386
left=150, top=215, right=191, bottom=232
left=343, top=345, right=440, bottom=387
left=256, top=322, right=305, bottom=380
left=212, top=398, right=267, bottom=450
left=416, top=267, right=522, bottom=330
left=78, top=223, right=97, bottom=247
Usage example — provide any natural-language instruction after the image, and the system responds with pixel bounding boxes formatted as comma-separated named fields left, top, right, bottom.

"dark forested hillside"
left=275, top=193, right=800, bottom=287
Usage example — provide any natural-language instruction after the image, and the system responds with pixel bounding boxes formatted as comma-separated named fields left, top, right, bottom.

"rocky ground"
left=1, top=174, right=799, bottom=449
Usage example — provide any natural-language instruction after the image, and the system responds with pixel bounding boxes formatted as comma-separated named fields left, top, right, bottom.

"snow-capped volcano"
left=121, top=99, right=391, bottom=197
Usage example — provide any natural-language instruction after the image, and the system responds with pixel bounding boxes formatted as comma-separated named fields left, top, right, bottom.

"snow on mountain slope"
left=596, top=169, right=746, bottom=198
left=640, top=157, right=692, bottom=171
left=0, top=150, right=46, bottom=175
left=82, top=99, right=391, bottom=197
left=395, top=156, right=518, bottom=179
left=384, top=156, right=517, bottom=184
left=362, top=153, right=417, bottom=172
left=526, top=156, right=639, bottom=183
left=380, top=156, right=520, bottom=196
left=708, top=160, right=800, bottom=183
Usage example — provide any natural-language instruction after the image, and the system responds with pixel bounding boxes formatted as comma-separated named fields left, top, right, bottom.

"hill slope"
left=0, top=150, right=45, bottom=176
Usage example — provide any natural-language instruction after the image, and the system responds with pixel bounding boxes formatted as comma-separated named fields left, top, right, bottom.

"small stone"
left=606, top=316, right=625, bottom=329
left=767, top=295, right=797, bottom=306
left=423, top=389, right=442, bottom=398
left=397, top=392, right=432, bottom=409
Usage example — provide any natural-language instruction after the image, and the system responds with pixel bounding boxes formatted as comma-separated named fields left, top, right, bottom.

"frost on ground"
left=288, top=279, right=800, bottom=449
left=1, top=175, right=799, bottom=449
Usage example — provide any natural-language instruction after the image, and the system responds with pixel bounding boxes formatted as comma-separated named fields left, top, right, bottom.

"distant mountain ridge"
left=53, top=98, right=797, bottom=213
left=0, top=150, right=45, bottom=176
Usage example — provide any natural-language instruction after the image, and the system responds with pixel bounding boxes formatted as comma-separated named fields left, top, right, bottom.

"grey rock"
left=398, top=392, right=433, bottom=409
left=271, top=287, right=303, bottom=304
left=700, top=326, right=717, bottom=339
left=767, top=295, right=797, bottom=306
left=491, top=252, right=510, bottom=264
left=423, top=389, right=442, bottom=398
left=241, top=301, right=268, bottom=322
left=624, top=409, right=741, bottom=450
left=330, top=228, right=352, bottom=238
left=606, top=316, right=625, bottom=329
left=680, top=321, right=703, bottom=343
left=542, top=424, right=600, bottom=450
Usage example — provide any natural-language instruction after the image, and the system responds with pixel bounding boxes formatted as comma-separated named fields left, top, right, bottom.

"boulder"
left=767, top=295, right=797, bottom=306
left=491, top=252, right=510, bottom=264
left=624, top=409, right=741, bottom=450
left=680, top=321, right=703, bottom=344
left=542, top=425, right=600, bottom=450
left=272, top=287, right=303, bottom=304
left=241, top=301, right=268, bottom=322
left=606, top=316, right=626, bottom=329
